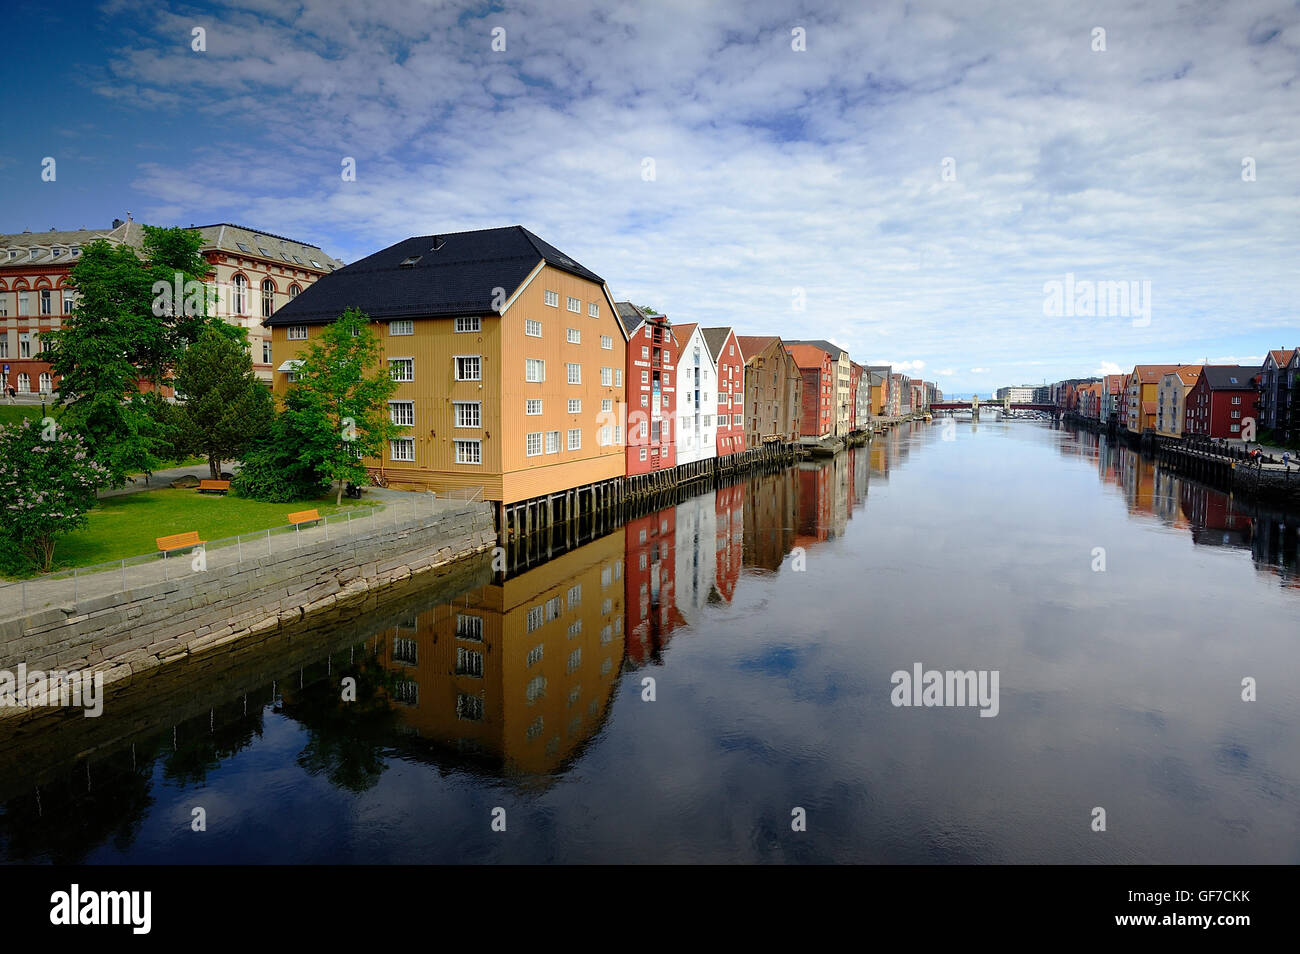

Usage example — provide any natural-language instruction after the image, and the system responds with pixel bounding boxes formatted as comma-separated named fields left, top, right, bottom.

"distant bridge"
left=928, top=396, right=1060, bottom=419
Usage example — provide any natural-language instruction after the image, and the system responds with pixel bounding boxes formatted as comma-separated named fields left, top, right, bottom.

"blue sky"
left=2, top=0, right=1297, bottom=396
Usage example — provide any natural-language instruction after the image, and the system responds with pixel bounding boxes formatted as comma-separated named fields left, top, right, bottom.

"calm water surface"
left=3, top=419, right=1298, bottom=863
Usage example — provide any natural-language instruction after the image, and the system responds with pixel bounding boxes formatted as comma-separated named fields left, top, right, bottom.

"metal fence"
left=0, top=488, right=484, bottom=621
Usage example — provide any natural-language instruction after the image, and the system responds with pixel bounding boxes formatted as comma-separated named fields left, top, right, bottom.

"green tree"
left=282, top=308, right=398, bottom=505
left=43, top=240, right=169, bottom=486
left=171, top=326, right=274, bottom=479
left=140, top=225, right=215, bottom=384
left=0, top=418, right=110, bottom=573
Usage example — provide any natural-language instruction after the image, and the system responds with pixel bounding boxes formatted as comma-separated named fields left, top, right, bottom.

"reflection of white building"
left=672, top=323, right=717, bottom=467
left=674, top=489, right=718, bottom=618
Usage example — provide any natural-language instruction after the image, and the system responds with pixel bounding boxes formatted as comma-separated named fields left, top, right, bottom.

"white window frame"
left=455, top=355, right=481, bottom=381
left=389, top=319, right=414, bottom=336
left=546, top=430, right=560, bottom=454
left=589, top=302, right=599, bottom=318
left=567, top=363, right=581, bottom=385
left=601, top=335, right=612, bottom=350
left=567, top=328, right=581, bottom=344
left=455, top=439, right=482, bottom=464
left=389, top=401, right=414, bottom=427
left=601, top=399, right=612, bottom=412
left=544, top=290, right=559, bottom=307
left=389, top=358, right=414, bottom=382
left=568, top=398, right=582, bottom=413
left=526, top=432, right=543, bottom=457
left=568, top=428, right=581, bottom=450
left=526, top=399, right=543, bottom=415
left=287, top=325, right=308, bottom=340
left=614, top=369, right=622, bottom=387
left=390, top=437, right=415, bottom=462
left=525, top=319, right=542, bottom=337
left=601, top=367, right=613, bottom=386
left=526, top=358, right=545, bottom=382
left=566, top=296, right=580, bottom=313
left=455, top=316, right=481, bottom=333
left=454, top=401, right=481, bottom=428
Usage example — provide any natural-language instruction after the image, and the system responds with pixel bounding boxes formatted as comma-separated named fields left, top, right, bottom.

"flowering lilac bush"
left=0, top=418, right=110, bottom=573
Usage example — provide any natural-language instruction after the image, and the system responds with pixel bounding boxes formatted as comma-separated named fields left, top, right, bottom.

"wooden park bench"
left=156, top=530, right=206, bottom=554
left=288, top=508, right=321, bottom=528
left=197, top=479, right=231, bottom=494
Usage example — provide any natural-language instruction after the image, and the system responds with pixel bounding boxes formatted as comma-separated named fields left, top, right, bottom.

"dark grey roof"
left=700, top=327, right=734, bottom=361
left=266, top=226, right=605, bottom=325
left=1200, top=365, right=1260, bottom=390
left=787, top=338, right=847, bottom=360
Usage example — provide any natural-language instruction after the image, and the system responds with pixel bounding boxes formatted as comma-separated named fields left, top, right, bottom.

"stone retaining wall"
left=0, top=503, right=497, bottom=695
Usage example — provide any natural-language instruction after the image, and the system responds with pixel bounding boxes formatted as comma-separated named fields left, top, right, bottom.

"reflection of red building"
left=713, top=481, right=744, bottom=602
left=795, top=463, right=833, bottom=546
left=623, top=505, right=686, bottom=668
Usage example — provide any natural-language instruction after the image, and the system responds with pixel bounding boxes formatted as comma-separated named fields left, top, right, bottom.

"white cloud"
left=83, top=0, right=1300, bottom=393
left=1094, top=361, right=1125, bottom=376
left=936, top=368, right=955, bottom=376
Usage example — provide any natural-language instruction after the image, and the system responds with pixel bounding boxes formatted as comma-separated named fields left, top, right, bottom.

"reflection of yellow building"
left=375, top=529, right=627, bottom=776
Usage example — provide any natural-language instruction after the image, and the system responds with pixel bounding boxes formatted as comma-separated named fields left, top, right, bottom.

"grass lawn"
left=0, top=405, right=46, bottom=426
left=17, top=488, right=379, bottom=577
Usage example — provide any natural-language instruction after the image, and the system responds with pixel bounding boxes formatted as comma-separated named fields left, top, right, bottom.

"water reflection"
left=2, top=423, right=1297, bottom=862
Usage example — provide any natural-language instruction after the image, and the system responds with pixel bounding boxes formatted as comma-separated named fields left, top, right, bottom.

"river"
left=2, top=419, right=1297, bottom=863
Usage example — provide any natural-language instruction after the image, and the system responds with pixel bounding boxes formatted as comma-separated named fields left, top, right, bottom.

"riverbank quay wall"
left=0, top=504, right=497, bottom=700
left=1153, top=437, right=1300, bottom=508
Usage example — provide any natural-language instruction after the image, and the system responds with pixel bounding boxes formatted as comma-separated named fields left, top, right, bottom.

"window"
left=601, top=399, right=612, bottom=412
left=455, top=440, right=481, bottom=464
left=527, top=605, right=544, bottom=632
left=1232, top=396, right=1241, bottom=405
left=601, top=335, right=613, bottom=350
left=288, top=284, right=300, bottom=298
left=614, top=369, right=622, bottom=386
left=39, top=289, right=51, bottom=315
left=568, top=428, right=581, bottom=450
left=393, top=638, right=418, bottom=665
left=455, top=355, right=481, bottom=380
left=639, top=420, right=648, bottom=438
left=389, top=401, right=414, bottom=426
left=544, top=290, right=559, bottom=307
left=457, top=648, right=484, bottom=677
left=589, top=302, right=599, bottom=317
left=0, top=338, right=6, bottom=358
left=567, top=328, right=581, bottom=344
left=641, top=394, right=649, bottom=408
left=526, top=432, right=543, bottom=457
left=545, top=597, right=561, bottom=620
left=526, top=358, right=545, bottom=382
left=1230, top=424, right=1240, bottom=433
left=389, top=320, right=414, bottom=336
left=390, top=358, right=413, bottom=382
left=526, top=678, right=546, bottom=705
left=568, top=398, right=581, bottom=413
left=390, top=438, right=415, bottom=461
left=456, top=614, right=483, bottom=640
left=19, top=334, right=31, bottom=358
left=457, top=694, right=484, bottom=721
left=567, top=296, right=580, bottom=312
left=546, top=431, right=560, bottom=453
left=567, top=584, right=582, bottom=607
left=640, top=448, right=648, bottom=461
left=454, top=401, right=480, bottom=427
left=38, top=372, right=52, bottom=394
left=567, top=363, right=581, bottom=384
left=730, top=344, right=735, bottom=356
left=641, top=370, right=650, bottom=384
left=719, top=393, right=727, bottom=405
left=601, top=367, right=613, bottom=386
left=526, top=399, right=543, bottom=415
left=527, top=644, right=544, bottom=667
left=261, top=280, right=274, bottom=318
left=393, top=680, right=418, bottom=706
left=525, top=319, right=542, bottom=337
left=17, top=291, right=29, bottom=316
left=566, top=648, right=582, bottom=674
left=288, top=325, right=308, bottom=340
left=704, top=415, right=712, bottom=426
left=232, top=274, right=248, bottom=313
left=614, top=424, right=623, bottom=445
left=600, top=425, right=612, bottom=445
left=262, top=341, right=272, bottom=363
left=456, top=316, right=481, bottom=333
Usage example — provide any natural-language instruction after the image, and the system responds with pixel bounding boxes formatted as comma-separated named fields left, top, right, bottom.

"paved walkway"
left=0, top=490, right=483, bottom=621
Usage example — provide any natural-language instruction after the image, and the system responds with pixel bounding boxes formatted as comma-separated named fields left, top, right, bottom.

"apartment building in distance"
left=785, top=343, right=835, bottom=440
left=736, top=335, right=802, bottom=449
left=701, top=327, right=746, bottom=458
left=0, top=218, right=340, bottom=394
left=266, top=226, right=629, bottom=514
left=1257, top=348, right=1296, bottom=437
left=787, top=339, right=852, bottom=437
left=1123, top=365, right=1184, bottom=433
left=1156, top=366, right=1202, bottom=438
left=1184, top=366, right=1260, bottom=439
left=617, top=303, right=678, bottom=478
left=672, top=323, right=718, bottom=471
